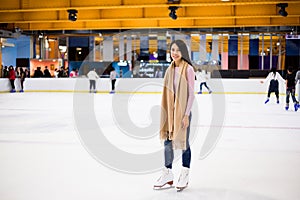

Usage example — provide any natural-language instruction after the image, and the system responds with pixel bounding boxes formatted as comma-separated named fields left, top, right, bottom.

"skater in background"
left=154, top=67, right=163, bottom=78
left=87, top=68, right=99, bottom=93
left=8, top=65, right=16, bottom=93
left=16, top=67, right=26, bottom=92
left=154, top=40, right=195, bottom=192
left=54, top=68, right=59, bottom=78
left=69, top=68, right=78, bottom=78
left=261, top=67, right=285, bottom=104
left=2, top=66, right=9, bottom=78
left=295, top=67, right=300, bottom=103
left=285, top=67, right=299, bottom=111
left=195, top=68, right=212, bottom=94
left=33, top=67, right=44, bottom=78
left=43, top=66, right=51, bottom=77
left=109, top=67, right=117, bottom=94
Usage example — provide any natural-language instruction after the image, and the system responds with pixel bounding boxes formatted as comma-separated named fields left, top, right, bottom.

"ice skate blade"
left=153, top=182, right=174, bottom=190
left=176, top=186, right=187, bottom=192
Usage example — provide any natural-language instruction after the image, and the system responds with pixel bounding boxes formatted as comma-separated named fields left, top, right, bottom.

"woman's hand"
left=182, top=115, right=189, bottom=129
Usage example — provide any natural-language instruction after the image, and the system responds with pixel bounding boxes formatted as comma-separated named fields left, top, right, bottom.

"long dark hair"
left=271, top=67, right=277, bottom=76
left=169, top=40, right=193, bottom=67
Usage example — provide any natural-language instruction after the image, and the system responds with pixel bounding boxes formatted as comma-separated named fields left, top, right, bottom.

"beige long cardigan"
left=160, top=60, right=190, bottom=150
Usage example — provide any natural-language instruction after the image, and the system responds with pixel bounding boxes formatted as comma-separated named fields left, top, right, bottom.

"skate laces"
left=178, top=170, right=189, bottom=182
left=157, top=168, right=170, bottom=182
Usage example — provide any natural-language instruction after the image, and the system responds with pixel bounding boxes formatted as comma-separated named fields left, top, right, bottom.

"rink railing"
left=0, top=78, right=291, bottom=95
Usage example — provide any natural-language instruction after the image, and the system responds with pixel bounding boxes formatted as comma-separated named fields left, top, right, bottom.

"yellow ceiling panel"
left=0, top=0, right=299, bottom=31
left=236, top=18, right=271, bottom=25
left=23, top=11, right=59, bottom=21
left=22, top=0, right=68, bottom=9
left=194, top=19, right=234, bottom=26
left=288, top=4, right=300, bottom=14
left=0, top=0, right=20, bottom=9
left=76, top=10, right=101, bottom=20
left=0, top=13, right=23, bottom=21
left=85, top=21, right=122, bottom=29
left=144, top=8, right=168, bottom=18
left=122, top=20, right=158, bottom=28
left=71, top=0, right=122, bottom=6
left=101, top=8, right=143, bottom=19
left=271, top=17, right=300, bottom=25
left=123, top=0, right=167, bottom=5
left=235, top=5, right=275, bottom=16
left=159, top=19, right=194, bottom=27
left=186, top=6, right=232, bottom=17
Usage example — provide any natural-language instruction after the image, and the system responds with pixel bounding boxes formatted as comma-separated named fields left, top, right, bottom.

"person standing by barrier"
left=109, top=68, right=117, bottom=94
left=154, top=67, right=163, bottom=78
left=19, top=67, right=26, bottom=92
left=295, top=67, right=300, bottom=103
left=153, top=39, right=195, bottom=192
left=70, top=68, right=79, bottom=78
left=43, top=66, right=51, bottom=77
left=2, top=66, right=9, bottom=78
left=261, top=67, right=285, bottom=104
left=16, top=67, right=26, bottom=92
left=8, top=65, right=16, bottom=93
left=285, top=67, right=299, bottom=111
left=87, top=68, right=99, bottom=93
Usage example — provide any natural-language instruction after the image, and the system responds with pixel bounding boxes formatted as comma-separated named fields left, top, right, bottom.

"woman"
left=285, top=67, right=299, bottom=111
left=87, top=68, right=99, bottom=93
left=295, top=67, right=300, bottom=103
left=196, top=68, right=212, bottom=94
left=153, top=40, right=195, bottom=191
left=8, top=65, right=16, bottom=92
left=261, top=67, right=285, bottom=104
left=110, top=68, right=117, bottom=94
left=16, top=67, right=26, bottom=92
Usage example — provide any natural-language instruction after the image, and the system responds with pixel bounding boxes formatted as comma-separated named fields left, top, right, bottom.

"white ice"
left=0, top=91, right=300, bottom=200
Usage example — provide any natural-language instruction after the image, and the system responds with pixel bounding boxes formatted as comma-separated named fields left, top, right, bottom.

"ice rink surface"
left=0, top=91, right=300, bottom=200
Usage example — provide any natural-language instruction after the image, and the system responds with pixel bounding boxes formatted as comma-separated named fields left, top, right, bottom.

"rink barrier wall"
left=0, top=78, right=296, bottom=95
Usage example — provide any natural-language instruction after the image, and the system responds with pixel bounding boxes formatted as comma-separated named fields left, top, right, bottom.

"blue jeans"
left=200, top=82, right=210, bottom=92
left=164, top=114, right=191, bottom=169
left=286, top=87, right=297, bottom=104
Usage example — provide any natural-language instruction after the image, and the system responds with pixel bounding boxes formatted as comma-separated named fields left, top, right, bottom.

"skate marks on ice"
left=150, top=188, right=278, bottom=200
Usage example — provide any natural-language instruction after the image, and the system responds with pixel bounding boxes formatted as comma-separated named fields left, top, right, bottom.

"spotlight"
left=169, top=6, right=179, bottom=20
left=277, top=3, right=288, bottom=17
left=67, top=9, right=78, bottom=21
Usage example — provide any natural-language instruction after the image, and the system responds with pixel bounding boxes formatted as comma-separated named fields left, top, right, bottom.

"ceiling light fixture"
left=168, top=6, right=179, bottom=20
left=67, top=9, right=78, bottom=21
left=277, top=3, right=288, bottom=17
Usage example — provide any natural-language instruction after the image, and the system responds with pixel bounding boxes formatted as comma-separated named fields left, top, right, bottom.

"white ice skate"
left=176, top=167, right=189, bottom=192
left=153, top=167, right=174, bottom=190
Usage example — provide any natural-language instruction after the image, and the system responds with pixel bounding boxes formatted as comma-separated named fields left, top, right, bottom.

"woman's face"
left=170, top=43, right=182, bottom=63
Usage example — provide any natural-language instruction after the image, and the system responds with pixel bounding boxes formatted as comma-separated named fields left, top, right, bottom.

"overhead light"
left=169, top=6, right=179, bottom=20
left=67, top=9, right=78, bottom=21
left=277, top=3, right=288, bottom=17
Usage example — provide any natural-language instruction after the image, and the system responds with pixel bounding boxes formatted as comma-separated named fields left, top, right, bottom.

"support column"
left=228, top=34, right=238, bottom=69
left=119, top=36, right=124, bottom=61
left=270, top=33, right=273, bottom=69
left=261, top=33, right=265, bottom=70
left=212, top=34, right=219, bottom=62
left=103, top=36, right=113, bottom=62
left=249, top=34, right=259, bottom=69
left=199, top=34, right=206, bottom=63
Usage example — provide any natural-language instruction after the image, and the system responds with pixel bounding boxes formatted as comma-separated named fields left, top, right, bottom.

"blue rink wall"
left=0, top=78, right=296, bottom=95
